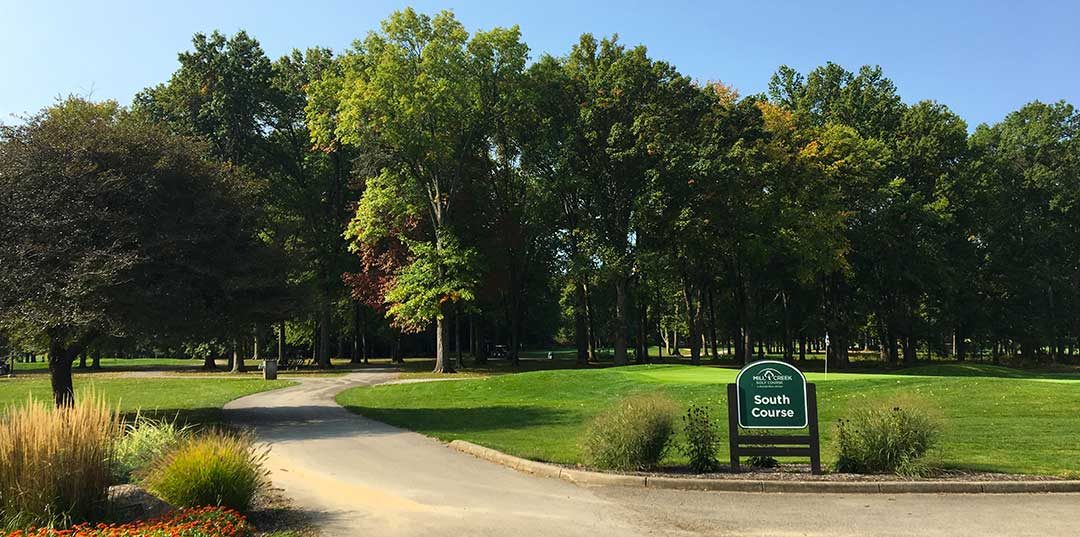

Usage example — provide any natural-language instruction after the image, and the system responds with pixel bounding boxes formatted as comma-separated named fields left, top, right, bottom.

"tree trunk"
left=392, top=333, right=404, bottom=364
left=456, top=305, right=463, bottom=368
left=575, top=281, right=589, bottom=366
left=433, top=304, right=455, bottom=373
left=954, top=324, right=965, bottom=362
left=48, top=338, right=78, bottom=407
left=798, top=335, right=806, bottom=362
left=781, top=290, right=793, bottom=362
left=638, top=301, right=649, bottom=363
left=887, top=328, right=899, bottom=366
left=317, top=298, right=332, bottom=368
left=903, top=334, right=917, bottom=366
left=707, top=286, right=719, bottom=361
left=733, top=277, right=752, bottom=365
left=584, top=282, right=597, bottom=361
left=613, top=277, right=629, bottom=365
left=468, top=313, right=474, bottom=357
left=351, top=302, right=361, bottom=364
left=253, top=330, right=262, bottom=362
left=78, top=353, right=88, bottom=369
left=277, top=321, right=286, bottom=362
left=508, top=303, right=521, bottom=368
left=684, top=280, right=701, bottom=365
left=231, top=338, right=245, bottom=373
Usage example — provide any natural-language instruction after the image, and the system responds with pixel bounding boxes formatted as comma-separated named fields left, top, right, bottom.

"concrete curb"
left=448, top=440, right=1080, bottom=494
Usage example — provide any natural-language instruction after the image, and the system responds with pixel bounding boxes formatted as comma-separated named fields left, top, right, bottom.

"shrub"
left=582, top=393, right=677, bottom=471
left=10, top=506, right=251, bottom=537
left=142, top=431, right=268, bottom=513
left=113, top=414, right=194, bottom=483
left=0, top=394, right=120, bottom=529
left=679, top=404, right=721, bottom=473
left=835, top=401, right=939, bottom=476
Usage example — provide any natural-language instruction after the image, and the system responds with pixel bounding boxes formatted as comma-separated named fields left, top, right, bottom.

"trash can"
left=263, top=358, right=277, bottom=380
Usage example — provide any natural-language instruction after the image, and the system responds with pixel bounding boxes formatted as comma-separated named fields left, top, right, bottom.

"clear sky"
left=3, top=0, right=1079, bottom=128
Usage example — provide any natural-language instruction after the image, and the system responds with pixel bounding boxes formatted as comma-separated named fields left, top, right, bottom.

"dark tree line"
left=3, top=9, right=1079, bottom=403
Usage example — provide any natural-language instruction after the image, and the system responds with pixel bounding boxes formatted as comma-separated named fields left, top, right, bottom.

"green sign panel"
left=735, top=360, right=808, bottom=429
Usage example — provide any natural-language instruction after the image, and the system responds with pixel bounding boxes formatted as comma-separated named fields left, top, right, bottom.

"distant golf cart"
left=489, top=345, right=509, bottom=359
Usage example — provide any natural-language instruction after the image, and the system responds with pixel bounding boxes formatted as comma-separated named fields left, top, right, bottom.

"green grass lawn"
left=337, top=363, right=1080, bottom=476
left=7, top=357, right=208, bottom=373
left=0, top=376, right=295, bottom=424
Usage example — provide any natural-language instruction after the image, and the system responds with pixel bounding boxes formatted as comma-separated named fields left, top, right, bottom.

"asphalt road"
left=225, top=371, right=1080, bottom=537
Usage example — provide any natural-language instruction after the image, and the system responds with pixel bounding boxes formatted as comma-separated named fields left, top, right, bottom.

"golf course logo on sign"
left=735, top=360, right=808, bottom=429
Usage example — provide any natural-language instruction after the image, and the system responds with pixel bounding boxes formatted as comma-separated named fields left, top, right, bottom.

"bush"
left=10, top=506, right=251, bottom=537
left=0, top=394, right=120, bottom=529
left=835, top=401, right=939, bottom=476
left=582, top=393, right=677, bottom=471
left=142, top=431, right=268, bottom=513
left=679, top=404, right=721, bottom=473
left=113, top=415, right=194, bottom=483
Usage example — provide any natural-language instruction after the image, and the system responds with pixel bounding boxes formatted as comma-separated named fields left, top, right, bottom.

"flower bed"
left=7, top=507, right=250, bottom=537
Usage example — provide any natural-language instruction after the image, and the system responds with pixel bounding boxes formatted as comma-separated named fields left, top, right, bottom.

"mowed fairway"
left=337, top=363, right=1080, bottom=476
left=0, top=377, right=295, bottom=424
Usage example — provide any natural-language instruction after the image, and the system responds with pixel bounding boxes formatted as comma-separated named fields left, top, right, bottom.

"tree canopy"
left=4, top=9, right=1080, bottom=405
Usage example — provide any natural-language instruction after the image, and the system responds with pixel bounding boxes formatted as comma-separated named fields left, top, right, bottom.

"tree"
left=0, top=98, right=261, bottom=405
left=316, top=10, right=487, bottom=373
left=468, top=26, right=561, bottom=365
left=561, top=35, right=695, bottom=365
left=967, top=101, right=1080, bottom=360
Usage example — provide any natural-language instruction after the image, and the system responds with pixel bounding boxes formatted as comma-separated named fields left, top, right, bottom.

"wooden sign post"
left=727, top=361, right=821, bottom=474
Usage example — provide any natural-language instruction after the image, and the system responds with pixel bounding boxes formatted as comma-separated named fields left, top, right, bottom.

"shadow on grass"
left=339, top=404, right=573, bottom=435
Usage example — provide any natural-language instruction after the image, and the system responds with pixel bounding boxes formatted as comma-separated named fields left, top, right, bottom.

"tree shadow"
left=339, top=404, right=572, bottom=435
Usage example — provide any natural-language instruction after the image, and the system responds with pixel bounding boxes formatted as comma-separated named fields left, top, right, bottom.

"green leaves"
left=384, top=232, right=479, bottom=333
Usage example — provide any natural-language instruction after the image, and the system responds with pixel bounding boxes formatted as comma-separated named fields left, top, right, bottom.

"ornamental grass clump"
left=113, top=414, right=194, bottom=483
left=0, top=394, right=120, bottom=530
left=835, top=400, right=939, bottom=477
left=679, top=404, right=721, bottom=473
left=142, top=430, right=268, bottom=513
left=582, top=393, right=678, bottom=471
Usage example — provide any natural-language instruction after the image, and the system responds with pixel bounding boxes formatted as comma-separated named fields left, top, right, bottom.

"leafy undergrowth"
left=7, top=506, right=250, bottom=537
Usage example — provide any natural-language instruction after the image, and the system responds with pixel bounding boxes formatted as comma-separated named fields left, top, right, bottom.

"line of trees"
left=2, top=9, right=1079, bottom=403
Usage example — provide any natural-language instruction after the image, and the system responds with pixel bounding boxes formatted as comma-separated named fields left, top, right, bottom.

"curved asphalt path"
left=225, top=371, right=1080, bottom=537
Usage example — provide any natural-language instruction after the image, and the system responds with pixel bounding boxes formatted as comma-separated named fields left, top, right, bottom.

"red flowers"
left=7, top=506, right=250, bottom=537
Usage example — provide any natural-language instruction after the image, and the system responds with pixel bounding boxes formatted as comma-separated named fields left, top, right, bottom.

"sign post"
left=727, top=360, right=821, bottom=474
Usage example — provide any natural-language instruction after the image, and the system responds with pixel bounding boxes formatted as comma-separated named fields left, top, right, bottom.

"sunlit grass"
left=338, top=363, right=1080, bottom=475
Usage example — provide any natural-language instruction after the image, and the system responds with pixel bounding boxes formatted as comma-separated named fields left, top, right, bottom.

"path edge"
left=448, top=440, right=1080, bottom=494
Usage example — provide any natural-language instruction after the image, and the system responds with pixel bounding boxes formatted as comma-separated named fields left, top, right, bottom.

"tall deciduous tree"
left=315, top=9, right=487, bottom=373
left=562, top=34, right=695, bottom=365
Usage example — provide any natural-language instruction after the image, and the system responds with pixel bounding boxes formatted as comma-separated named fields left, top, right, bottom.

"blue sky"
left=3, top=0, right=1079, bottom=128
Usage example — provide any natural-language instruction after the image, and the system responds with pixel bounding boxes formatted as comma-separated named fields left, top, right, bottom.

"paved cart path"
left=225, top=371, right=1080, bottom=537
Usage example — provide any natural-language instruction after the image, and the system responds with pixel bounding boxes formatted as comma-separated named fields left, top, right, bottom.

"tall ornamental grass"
left=113, top=414, right=193, bottom=483
left=142, top=431, right=268, bottom=513
left=582, top=393, right=678, bottom=471
left=835, top=399, right=939, bottom=476
left=0, top=394, right=120, bottom=529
